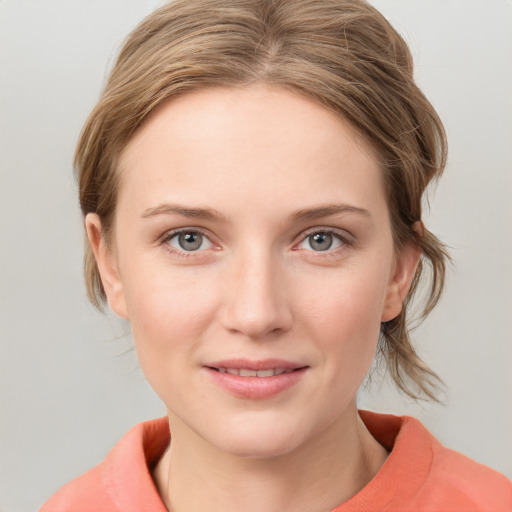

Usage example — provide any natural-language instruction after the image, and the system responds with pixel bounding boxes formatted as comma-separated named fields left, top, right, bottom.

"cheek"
left=120, top=262, right=220, bottom=373
left=300, top=266, right=389, bottom=367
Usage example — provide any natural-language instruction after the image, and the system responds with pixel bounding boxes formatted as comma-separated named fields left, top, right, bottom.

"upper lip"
left=205, top=359, right=306, bottom=371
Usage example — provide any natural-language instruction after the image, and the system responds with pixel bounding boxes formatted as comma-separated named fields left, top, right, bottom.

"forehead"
left=117, top=85, right=387, bottom=219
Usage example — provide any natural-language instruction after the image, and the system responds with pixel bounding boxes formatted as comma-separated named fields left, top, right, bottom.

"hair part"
left=75, top=0, right=449, bottom=400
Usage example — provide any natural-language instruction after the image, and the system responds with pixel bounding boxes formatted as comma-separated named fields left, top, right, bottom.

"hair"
left=75, top=0, right=449, bottom=400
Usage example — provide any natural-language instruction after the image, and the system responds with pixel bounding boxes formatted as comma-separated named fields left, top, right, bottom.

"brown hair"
left=76, top=0, right=449, bottom=400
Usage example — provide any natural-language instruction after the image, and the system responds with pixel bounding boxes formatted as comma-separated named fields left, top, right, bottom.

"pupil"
left=311, top=232, right=332, bottom=251
left=179, top=232, right=202, bottom=251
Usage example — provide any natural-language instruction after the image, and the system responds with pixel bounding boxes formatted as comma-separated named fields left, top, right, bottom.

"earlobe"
left=381, top=228, right=422, bottom=323
left=85, top=213, right=129, bottom=319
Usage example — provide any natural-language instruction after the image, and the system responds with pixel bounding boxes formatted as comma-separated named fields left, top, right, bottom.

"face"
left=88, top=86, right=418, bottom=458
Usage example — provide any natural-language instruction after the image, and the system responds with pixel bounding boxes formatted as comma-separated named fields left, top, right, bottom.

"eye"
left=297, top=231, right=344, bottom=252
left=167, top=230, right=213, bottom=252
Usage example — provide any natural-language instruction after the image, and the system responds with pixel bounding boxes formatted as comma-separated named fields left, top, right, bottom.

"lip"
left=206, top=358, right=304, bottom=371
left=204, top=359, right=308, bottom=399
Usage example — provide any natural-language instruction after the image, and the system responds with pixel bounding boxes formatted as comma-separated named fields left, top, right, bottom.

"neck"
left=153, top=406, right=388, bottom=512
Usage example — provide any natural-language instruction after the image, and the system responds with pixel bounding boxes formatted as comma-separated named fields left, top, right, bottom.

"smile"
left=204, top=360, right=308, bottom=399
left=212, top=368, right=295, bottom=377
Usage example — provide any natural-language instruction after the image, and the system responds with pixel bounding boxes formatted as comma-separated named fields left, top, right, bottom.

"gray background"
left=1, top=1, right=511, bottom=511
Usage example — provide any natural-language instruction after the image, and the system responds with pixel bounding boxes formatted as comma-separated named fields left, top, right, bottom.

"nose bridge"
left=222, top=242, right=291, bottom=339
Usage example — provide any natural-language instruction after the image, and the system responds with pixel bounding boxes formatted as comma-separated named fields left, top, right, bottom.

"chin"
left=217, top=432, right=304, bottom=459
left=201, top=412, right=321, bottom=459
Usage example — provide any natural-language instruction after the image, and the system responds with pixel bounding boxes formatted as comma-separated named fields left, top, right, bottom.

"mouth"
left=204, top=359, right=308, bottom=398
left=208, top=367, right=297, bottom=377
left=205, top=358, right=307, bottom=376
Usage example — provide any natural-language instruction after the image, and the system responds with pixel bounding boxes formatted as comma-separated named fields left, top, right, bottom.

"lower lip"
left=205, top=367, right=308, bottom=399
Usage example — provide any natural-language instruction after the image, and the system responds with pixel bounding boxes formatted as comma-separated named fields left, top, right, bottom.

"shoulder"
left=39, top=417, right=169, bottom=512
left=39, top=463, right=110, bottom=512
left=421, top=439, right=512, bottom=511
left=357, top=411, right=512, bottom=512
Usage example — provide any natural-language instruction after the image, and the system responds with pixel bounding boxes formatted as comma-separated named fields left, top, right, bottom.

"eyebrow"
left=141, top=202, right=371, bottom=223
left=141, top=203, right=227, bottom=222
left=289, top=204, right=372, bottom=223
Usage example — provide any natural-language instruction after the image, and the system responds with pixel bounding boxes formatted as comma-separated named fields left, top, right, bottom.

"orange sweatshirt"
left=40, top=411, right=512, bottom=511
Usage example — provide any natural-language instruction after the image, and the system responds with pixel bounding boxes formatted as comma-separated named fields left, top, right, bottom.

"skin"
left=87, top=85, right=420, bottom=512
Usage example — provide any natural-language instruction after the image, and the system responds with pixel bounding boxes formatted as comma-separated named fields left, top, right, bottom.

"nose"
left=221, top=248, right=293, bottom=340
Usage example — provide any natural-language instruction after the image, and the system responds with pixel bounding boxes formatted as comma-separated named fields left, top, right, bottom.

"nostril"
left=220, top=267, right=293, bottom=338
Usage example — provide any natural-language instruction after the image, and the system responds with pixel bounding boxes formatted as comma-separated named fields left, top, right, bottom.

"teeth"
left=256, top=369, right=275, bottom=377
left=216, top=368, right=294, bottom=377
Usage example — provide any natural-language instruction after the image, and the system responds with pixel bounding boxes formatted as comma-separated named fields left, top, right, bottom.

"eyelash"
left=294, top=228, right=354, bottom=258
left=159, top=228, right=215, bottom=259
left=159, top=227, right=354, bottom=259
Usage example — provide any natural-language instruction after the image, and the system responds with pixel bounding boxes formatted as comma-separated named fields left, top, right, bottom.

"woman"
left=40, top=0, right=511, bottom=510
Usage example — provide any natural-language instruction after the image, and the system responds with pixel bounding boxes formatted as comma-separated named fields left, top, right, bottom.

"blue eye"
left=168, top=231, right=213, bottom=252
left=298, top=231, right=344, bottom=252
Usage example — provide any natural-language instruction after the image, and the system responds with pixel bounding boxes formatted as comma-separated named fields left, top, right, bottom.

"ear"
left=381, top=223, right=422, bottom=322
left=85, top=213, right=129, bottom=319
